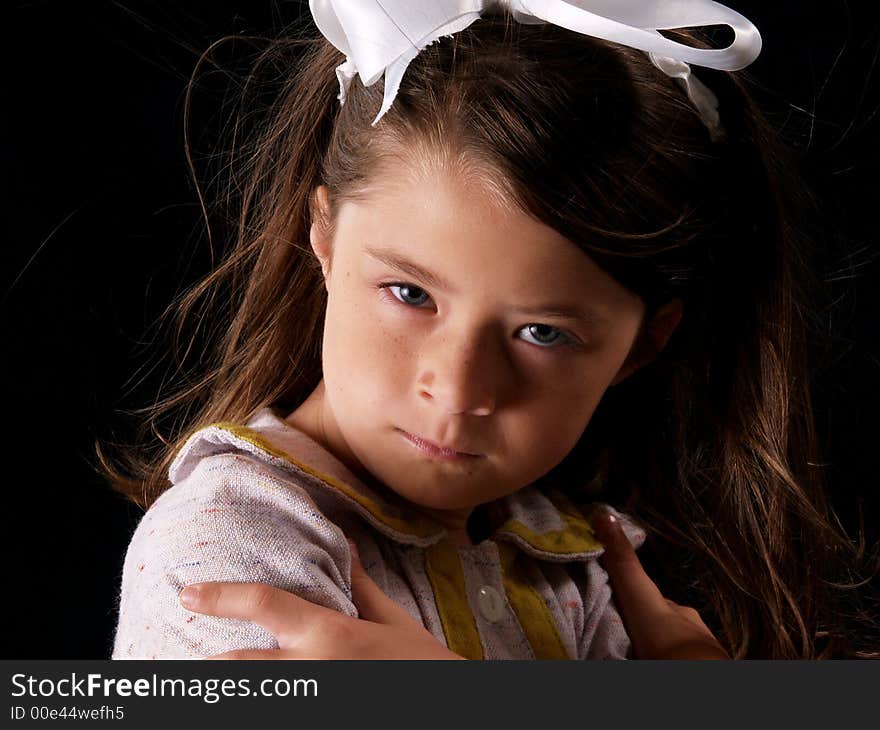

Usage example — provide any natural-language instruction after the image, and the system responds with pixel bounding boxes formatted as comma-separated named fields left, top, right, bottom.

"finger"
left=347, top=540, right=416, bottom=627
left=591, top=511, right=667, bottom=622
left=667, top=601, right=709, bottom=627
left=180, top=582, right=320, bottom=642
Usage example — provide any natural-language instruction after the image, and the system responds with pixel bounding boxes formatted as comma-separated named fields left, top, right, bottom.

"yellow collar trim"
left=204, top=421, right=602, bottom=558
left=491, top=489, right=603, bottom=557
left=210, top=423, right=444, bottom=540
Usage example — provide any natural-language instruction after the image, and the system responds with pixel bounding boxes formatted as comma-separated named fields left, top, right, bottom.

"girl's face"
left=296, top=162, right=660, bottom=540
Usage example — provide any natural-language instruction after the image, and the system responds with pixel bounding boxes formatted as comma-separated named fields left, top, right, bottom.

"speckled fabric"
left=112, top=407, right=645, bottom=659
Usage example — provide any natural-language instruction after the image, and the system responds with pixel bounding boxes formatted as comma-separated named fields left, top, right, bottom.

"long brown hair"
left=99, top=9, right=878, bottom=658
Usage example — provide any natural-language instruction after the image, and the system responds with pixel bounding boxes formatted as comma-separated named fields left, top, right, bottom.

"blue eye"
left=387, top=284, right=432, bottom=307
left=518, top=323, right=568, bottom=347
left=381, top=285, right=574, bottom=348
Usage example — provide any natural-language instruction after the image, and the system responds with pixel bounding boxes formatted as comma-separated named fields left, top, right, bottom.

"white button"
left=477, top=585, right=506, bottom=623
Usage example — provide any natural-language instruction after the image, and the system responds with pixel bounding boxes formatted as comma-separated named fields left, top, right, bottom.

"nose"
left=416, top=327, right=504, bottom=416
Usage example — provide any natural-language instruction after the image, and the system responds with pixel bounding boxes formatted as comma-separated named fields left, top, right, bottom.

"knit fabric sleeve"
left=112, top=453, right=355, bottom=659
left=578, top=557, right=632, bottom=659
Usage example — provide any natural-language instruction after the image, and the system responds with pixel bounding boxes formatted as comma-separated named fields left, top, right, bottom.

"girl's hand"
left=591, top=510, right=730, bottom=660
left=178, top=540, right=465, bottom=660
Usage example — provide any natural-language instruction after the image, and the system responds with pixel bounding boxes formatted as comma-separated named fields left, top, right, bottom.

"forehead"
left=335, top=156, right=642, bottom=315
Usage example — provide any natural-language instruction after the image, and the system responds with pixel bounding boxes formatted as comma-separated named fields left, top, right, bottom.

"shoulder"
left=145, top=410, right=372, bottom=551
left=123, top=432, right=356, bottom=595
left=137, top=447, right=346, bottom=560
left=156, top=441, right=338, bottom=537
left=112, top=430, right=356, bottom=659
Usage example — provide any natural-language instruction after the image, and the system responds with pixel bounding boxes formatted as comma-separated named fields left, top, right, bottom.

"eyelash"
left=377, top=282, right=581, bottom=350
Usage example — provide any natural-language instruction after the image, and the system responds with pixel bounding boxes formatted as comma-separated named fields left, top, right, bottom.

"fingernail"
left=179, top=585, right=201, bottom=608
left=590, top=509, right=619, bottom=539
left=589, top=506, right=616, bottom=525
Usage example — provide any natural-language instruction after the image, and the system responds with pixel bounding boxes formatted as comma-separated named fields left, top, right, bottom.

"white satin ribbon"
left=309, top=0, right=762, bottom=132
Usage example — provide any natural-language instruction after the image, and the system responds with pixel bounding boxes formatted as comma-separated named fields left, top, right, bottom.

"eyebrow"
left=364, top=245, right=607, bottom=325
left=365, top=246, right=454, bottom=292
left=512, top=304, right=608, bottom=325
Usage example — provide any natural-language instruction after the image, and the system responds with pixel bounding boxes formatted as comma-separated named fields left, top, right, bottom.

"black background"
left=5, top=1, right=879, bottom=658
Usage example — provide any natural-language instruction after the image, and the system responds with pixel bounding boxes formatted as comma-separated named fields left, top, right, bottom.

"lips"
left=397, top=429, right=484, bottom=461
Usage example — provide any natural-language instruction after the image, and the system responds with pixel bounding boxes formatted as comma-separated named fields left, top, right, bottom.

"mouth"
left=396, top=429, right=484, bottom=461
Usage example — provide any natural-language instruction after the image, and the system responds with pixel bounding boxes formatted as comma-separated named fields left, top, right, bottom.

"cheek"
left=508, top=356, right=617, bottom=466
left=322, top=278, right=415, bottom=408
left=533, top=383, right=601, bottom=442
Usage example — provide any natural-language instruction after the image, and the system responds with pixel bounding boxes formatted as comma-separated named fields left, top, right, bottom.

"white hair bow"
left=309, top=0, right=762, bottom=138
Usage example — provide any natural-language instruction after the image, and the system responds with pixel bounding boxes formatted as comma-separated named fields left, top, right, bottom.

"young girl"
left=107, top=1, right=877, bottom=659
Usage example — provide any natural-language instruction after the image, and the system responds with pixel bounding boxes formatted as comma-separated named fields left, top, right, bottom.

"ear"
left=610, top=298, right=683, bottom=386
left=309, top=185, right=333, bottom=280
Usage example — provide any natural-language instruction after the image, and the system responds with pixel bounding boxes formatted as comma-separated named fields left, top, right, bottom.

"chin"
left=381, top=478, right=477, bottom=511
